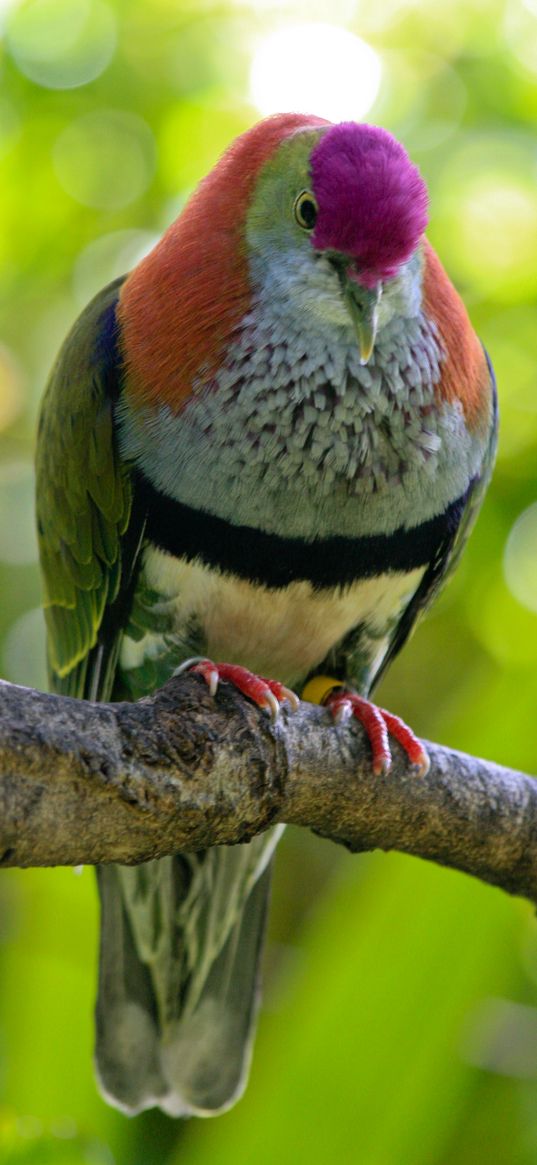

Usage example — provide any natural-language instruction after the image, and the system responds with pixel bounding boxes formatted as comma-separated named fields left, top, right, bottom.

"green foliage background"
left=1, top=0, right=537, bottom=1161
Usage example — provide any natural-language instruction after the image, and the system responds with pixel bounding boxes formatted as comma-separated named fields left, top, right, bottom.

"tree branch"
left=1, top=675, right=536, bottom=906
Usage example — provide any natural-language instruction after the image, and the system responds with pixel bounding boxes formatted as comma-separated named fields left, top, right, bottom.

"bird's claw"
left=330, top=697, right=354, bottom=726
left=260, top=678, right=300, bottom=715
left=323, top=688, right=429, bottom=777
left=177, top=658, right=299, bottom=722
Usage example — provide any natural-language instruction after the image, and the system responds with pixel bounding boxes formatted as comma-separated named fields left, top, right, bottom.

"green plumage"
left=37, top=280, right=278, bottom=1117
left=36, top=279, right=131, bottom=696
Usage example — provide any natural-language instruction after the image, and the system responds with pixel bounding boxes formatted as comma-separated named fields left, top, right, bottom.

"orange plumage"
left=118, top=113, right=327, bottom=409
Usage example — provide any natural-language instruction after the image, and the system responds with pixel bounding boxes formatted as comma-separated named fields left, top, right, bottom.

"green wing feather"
left=36, top=278, right=133, bottom=700
left=36, top=276, right=277, bottom=1118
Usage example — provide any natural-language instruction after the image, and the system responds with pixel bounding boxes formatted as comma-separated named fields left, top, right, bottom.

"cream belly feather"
left=120, top=545, right=425, bottom=688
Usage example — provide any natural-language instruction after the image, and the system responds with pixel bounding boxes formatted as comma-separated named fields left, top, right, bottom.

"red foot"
left=324, top=688, right=429, bottom=777
left=177, top=658, right=299, bottom=722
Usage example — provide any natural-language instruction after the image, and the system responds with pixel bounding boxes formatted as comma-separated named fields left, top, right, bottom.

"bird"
left=35, top=112, right=497, bottom=1118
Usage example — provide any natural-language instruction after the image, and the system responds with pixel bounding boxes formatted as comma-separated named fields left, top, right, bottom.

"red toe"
left=324, top=689, right=428, bottom=776
left=379, top=709, right=430, bottom=775
left=189, top=660, right=299, bottom=721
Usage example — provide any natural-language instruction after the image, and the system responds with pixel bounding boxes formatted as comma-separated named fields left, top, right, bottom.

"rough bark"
left=1, top=675, right=536, bottom=906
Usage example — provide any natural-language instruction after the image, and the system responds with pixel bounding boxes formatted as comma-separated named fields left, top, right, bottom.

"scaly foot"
left=324, top=688, right=429, bottom=777
left=301, top=675, right=429, bottom=777
left=175, top=657, right=299, bottom=722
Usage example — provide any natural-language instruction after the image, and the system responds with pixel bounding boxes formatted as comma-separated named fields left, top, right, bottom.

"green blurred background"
left=1, top=0, right=537, bottom=1161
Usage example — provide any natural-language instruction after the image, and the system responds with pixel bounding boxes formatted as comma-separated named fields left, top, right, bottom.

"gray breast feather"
left=117, top=308, right=484, bottom=541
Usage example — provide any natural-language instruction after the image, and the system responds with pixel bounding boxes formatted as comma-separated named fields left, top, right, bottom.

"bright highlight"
left=504, top=503, right=537, bottom=615
left=250, top=23, right=382, bottom=123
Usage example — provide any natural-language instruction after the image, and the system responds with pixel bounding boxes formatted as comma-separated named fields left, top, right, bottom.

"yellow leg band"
left=301, top=675, right=344, bottom=706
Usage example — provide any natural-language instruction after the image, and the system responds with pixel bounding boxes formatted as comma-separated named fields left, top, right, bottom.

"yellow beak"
left=342, top=281, right=382, bottom=365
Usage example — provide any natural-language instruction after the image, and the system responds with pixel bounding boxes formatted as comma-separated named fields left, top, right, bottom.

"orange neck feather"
left=118, top=113, right=328, bottom=411
left=422, top=240, right=490, bottom=431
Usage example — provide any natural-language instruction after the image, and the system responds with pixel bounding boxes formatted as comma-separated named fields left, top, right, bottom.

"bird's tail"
left=94, top=828, right=282, bottom=1117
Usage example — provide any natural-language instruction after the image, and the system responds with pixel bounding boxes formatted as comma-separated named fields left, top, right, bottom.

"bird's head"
left=119, top=115, right=429, bottom=410
left=246, top=120, right=429, bottom=363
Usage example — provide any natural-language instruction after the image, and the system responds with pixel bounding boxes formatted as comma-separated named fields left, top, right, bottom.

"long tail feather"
left=95, top=829, right=282, bottom=1116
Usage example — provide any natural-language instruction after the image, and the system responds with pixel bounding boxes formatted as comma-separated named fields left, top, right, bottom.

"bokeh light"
left=72, top=229, right=159, bottom=307
left=432, top=134, right=537, bottom=301
left=470, top=579, right=537, bottom=668
left=6, top=0, right=116, bottom=90
left=249, top=24, right=382, bottom=121
left=504, top=503, right=537, bottom=614
left=392, top=57, right=467, bottom=152
left=53, top=110, right=156, bottom=210
left=504, top=0, right=537, bottom=76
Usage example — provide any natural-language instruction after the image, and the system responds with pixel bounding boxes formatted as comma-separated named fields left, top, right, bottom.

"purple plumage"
left=310, top=123, right=428, bottom=288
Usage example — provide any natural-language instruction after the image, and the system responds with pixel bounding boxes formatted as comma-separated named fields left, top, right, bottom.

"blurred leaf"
left=1, top=2, right=536, bottom=1163
left=177, top=854, right=525, bottom=1165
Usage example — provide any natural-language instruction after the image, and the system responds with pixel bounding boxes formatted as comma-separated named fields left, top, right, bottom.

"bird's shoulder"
left=36, top=277, right=138, bottom=697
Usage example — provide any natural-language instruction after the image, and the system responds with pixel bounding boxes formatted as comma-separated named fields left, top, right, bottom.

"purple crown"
left=310, top=123, right=428, bottom=288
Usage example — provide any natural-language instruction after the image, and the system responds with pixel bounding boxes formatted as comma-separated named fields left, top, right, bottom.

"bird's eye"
left=294, top=191, right=318, bottom=231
